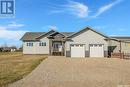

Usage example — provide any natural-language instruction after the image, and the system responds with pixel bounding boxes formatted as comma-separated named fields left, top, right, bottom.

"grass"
left=0, top=52, right=47, bottom=87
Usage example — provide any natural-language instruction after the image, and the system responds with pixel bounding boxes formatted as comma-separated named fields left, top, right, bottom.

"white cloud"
left=0, top=26, right=27, bottom=40
left=42, top=25, right=58, bottom=31
left=0, top=21, right=27, bottom=47
left=50, top=0, right=124, bottom=19
left=48, top=25, right=57, bottom=30
left=0, top=21, right=27, bottom=41
left=93, top=0, right=123, bottom=18
left=51, top=0, right=89, bottom=18
left=8, top=21, right=25, bottom=28
left=65, top=1, right=89, bottom=18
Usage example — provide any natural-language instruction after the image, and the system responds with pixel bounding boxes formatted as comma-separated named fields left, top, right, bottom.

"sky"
left=0, top=0, right=130, bottom=47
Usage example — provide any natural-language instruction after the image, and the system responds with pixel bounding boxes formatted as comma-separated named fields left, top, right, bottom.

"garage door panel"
left=71, top=45, right=85, bottom=57
left=90, top=44, right=104, bottom=57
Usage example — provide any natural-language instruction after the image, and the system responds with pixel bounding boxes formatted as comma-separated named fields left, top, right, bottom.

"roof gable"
left=67, top=27, right=109, bottom=38
left=20, top=27, right=110, bottom=41
left=47, top=32, right=66, bottom=40
left=20, top=32, right=46, bottom=41
left=36, top=30, right=56, bottom=39
left=21, top=30, right=56, bottom=41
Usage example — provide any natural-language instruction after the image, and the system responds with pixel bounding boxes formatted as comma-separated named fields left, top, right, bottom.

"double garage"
left=70, top=44, right=104, bottom=57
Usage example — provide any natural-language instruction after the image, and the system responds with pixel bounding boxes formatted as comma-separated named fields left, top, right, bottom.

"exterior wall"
left=124, top=43, right=130, bottom=53
left=23, top=37, right=49, bottom=54
left=65, top=30, right=108, bottom=57
left=109, top=40, right=130, bottom=53
left=108, top=40, right=120, bottom=53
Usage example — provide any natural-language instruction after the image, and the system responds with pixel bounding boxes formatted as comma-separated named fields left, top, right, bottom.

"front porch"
left=50, top=40, right=65, bottom=56
left=48, top=32, right=66, bottom=56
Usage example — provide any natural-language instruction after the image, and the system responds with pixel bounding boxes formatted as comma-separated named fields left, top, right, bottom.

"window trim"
left=27, top=42, right=33, bottom=47
left=39, top=42, right=46, bottom=46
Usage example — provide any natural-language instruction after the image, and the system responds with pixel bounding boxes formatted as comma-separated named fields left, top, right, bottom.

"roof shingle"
left=21, top=32, right=74, bottom=41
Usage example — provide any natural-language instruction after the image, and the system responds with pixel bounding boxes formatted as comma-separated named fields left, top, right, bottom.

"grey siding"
left=23, top=37, right=49, bottom=54
left=65, top=30, right=108, bottom=57
left=109, top=40, right=130, bottom=53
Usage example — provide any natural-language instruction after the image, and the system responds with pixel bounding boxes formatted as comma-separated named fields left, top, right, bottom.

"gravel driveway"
left=8, top=56, right=130, bottom=87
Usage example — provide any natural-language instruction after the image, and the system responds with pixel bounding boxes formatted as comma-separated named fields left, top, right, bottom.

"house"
left=1, top=47, right=11, bottom=52
left=0, top=47, right=17, bottom=52
left=10, top=47, right=17, bottom=52
left=21, top=27, right=130, bottom=57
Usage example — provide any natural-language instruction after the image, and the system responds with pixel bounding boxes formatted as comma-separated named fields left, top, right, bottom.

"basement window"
left=39, top=42, right=46, bottom=46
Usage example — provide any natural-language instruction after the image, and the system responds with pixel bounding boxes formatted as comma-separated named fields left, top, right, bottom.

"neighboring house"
left=0, top=47, right=17, bottom=52
left=0, top=48, right=2, bottom=52
left=21, top=27, right=130, bottom=57
left=10, top=47, right=17, bottom=52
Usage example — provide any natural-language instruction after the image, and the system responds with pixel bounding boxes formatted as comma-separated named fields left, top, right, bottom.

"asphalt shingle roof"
left=21, top=32, right=74, bottom=41
left=21, top=32, right=46, bottom=41
left=111, top=36, right=130, bottom=40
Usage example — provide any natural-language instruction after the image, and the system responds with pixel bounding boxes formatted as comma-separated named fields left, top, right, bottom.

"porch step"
left=52, top=52, right=64, bottom=56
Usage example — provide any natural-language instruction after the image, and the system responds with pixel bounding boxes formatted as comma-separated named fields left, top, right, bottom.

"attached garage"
left=90, top=44, right=104, bottom=57
left=71, top=44, right=85, bottom=57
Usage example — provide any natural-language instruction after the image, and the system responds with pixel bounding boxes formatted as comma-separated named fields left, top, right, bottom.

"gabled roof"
left=67, top=27, right=109, bottom=38
left=61, top=32, right=74, bottom=36
left=36, top=30, right=56, bottom=39
left=47, top=32, right=74, bottom=38
left=21, top=26, right=130, bottom=41
left=21, top=30, right=74, bottom=41
left=20, top=32, right=46, bottom=41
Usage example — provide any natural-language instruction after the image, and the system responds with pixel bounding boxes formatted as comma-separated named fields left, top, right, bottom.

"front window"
left=27, top=42, right=33, bottom=46
left=39, top=42, right=46, bottom=46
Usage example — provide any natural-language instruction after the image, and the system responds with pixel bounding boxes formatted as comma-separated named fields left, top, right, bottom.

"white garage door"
left=71, top=44, right=85, bottom=57
left=90, top=44, right=104, bottom=57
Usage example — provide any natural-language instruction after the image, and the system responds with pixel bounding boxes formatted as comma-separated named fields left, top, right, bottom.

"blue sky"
left=0, top=0, right=130, bottom=47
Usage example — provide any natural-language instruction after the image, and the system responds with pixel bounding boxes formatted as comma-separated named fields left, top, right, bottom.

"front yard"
left=0, top=52, right=47, bottom=87
left=8, top=56, right=130, bottom=87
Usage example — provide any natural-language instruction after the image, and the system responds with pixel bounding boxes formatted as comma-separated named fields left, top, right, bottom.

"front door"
left=53, top=42, right=62, bottom=52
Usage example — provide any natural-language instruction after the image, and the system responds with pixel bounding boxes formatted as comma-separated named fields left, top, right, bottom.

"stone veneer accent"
left=66, top=51, right=71, bottom=57
left=104, top=51, right=108, bottom=57
left=85, top=51, right=89, bottom=57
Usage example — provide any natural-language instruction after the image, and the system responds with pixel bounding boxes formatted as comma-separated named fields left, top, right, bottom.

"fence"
left=124, top=53, right=130, bottom=59
left=111, top=52, right=130, bottom=59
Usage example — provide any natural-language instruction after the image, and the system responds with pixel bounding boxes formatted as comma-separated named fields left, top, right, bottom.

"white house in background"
left=21, top=27, right=130, bottom=57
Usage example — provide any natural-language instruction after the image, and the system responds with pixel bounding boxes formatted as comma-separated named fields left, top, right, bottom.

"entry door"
left=90, top=44, right=104, bottom=57
left=53, top=42, right=62, bottom=51
left=71, top=44, right=85, bottom=57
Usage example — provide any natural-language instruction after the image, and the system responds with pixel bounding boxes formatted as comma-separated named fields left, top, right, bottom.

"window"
left=71, top=44, right=74, bottom=47
left=27, top=43, right=33, bottom=46
left=39, top=42, right=46, bottom=46
left=99, top=45, right=102, bottom=47
left=94, top=44, right=98, bottom=47
left=76, top=45, right=79, bottom=47
left=90, top=44, right=93, bottom=47
left=80, top=45, right=84, bottom=47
